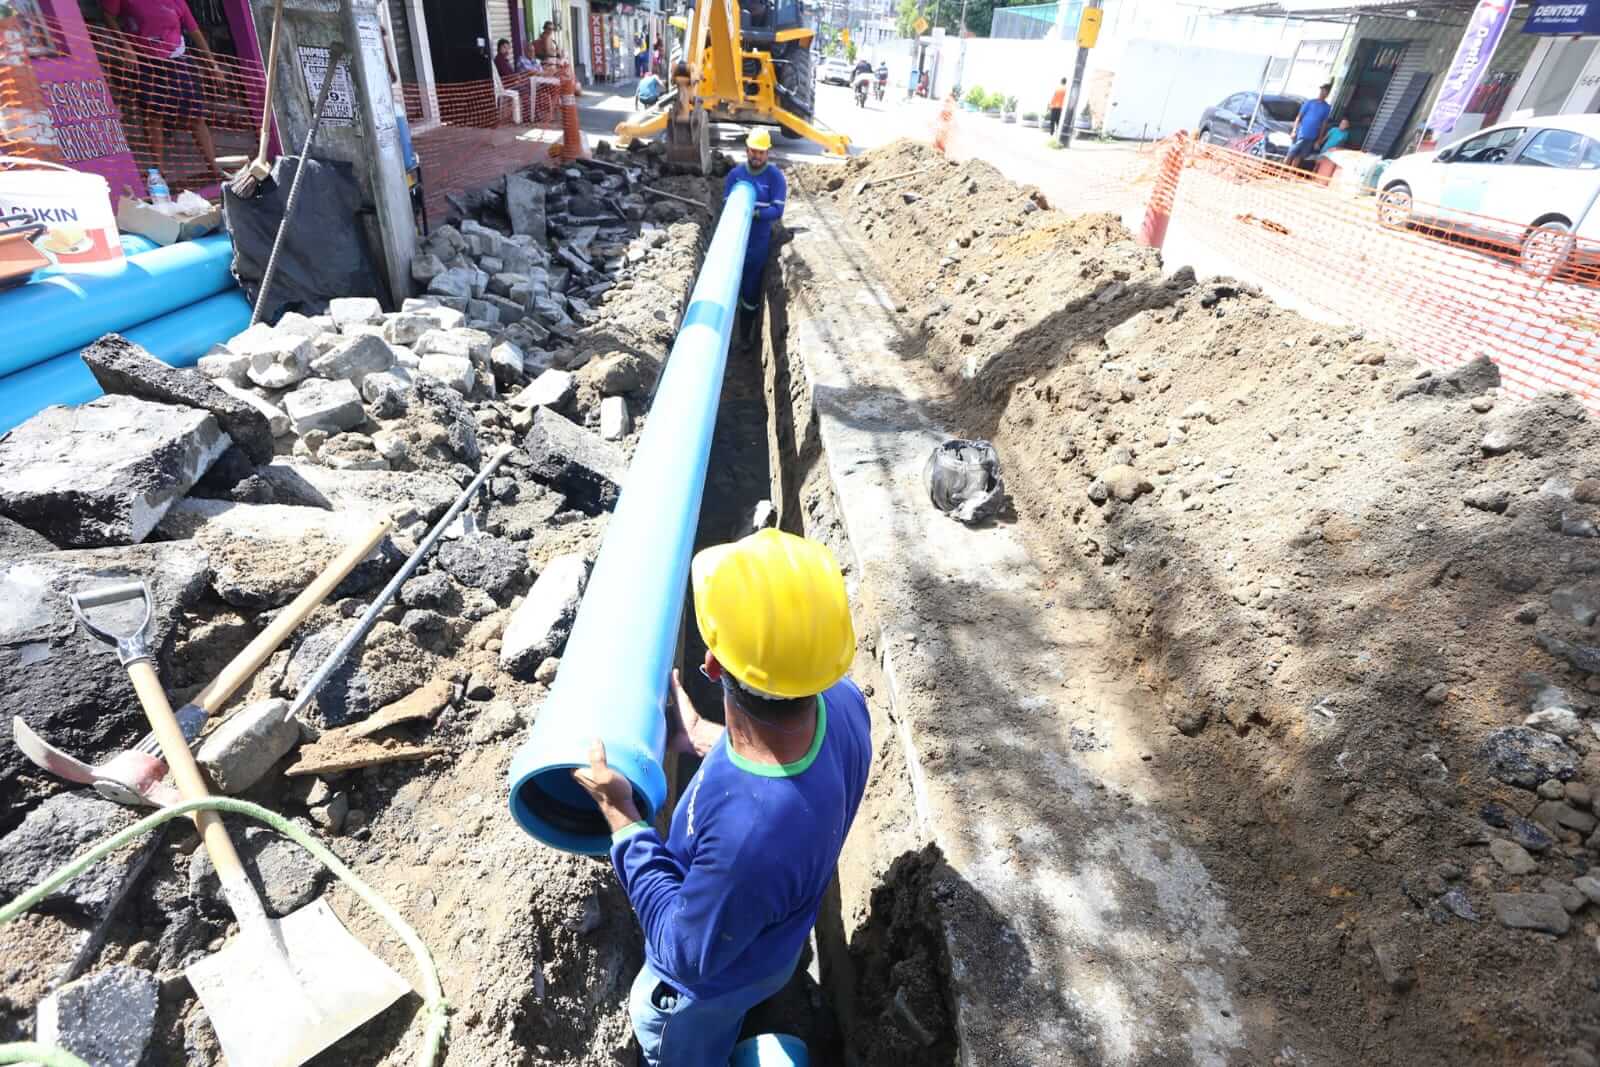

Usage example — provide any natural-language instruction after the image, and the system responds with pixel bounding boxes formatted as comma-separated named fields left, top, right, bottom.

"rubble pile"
left=0, top=144, right=718, bottom=1064
left=799, top=140, right=1600, bottom=1064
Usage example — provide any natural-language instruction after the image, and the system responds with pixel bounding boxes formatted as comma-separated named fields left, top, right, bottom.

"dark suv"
left=1197, top=92, right=1305, bottom=158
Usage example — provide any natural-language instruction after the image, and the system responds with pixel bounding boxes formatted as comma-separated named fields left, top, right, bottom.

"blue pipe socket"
left=508, top=180, right=757, bottom=855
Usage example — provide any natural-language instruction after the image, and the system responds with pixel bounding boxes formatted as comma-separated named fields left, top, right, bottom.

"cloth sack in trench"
left=924, top=439, right=1005, bottom=525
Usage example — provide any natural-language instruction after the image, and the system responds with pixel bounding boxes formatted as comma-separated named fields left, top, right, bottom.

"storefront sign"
left=39, top=77, right=131, bottom=164
left=1424, top=0, right=1514, bottom=135
left=1523, top=2, right=1600, bottom=34
left=589, top=12, right=605, bottom=77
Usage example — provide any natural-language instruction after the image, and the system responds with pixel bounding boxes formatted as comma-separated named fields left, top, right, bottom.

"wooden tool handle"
left=128, top=660, right=248, bottom=883
left=190, top=518, right=391, bottom=715
left=255, top=0, right=286, bottom=157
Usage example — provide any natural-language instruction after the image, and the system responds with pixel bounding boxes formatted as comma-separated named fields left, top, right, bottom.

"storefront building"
left=1503, top=1, right=1600, bottom=116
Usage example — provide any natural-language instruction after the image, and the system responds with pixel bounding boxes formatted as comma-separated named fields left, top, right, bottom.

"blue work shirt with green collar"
left=609, top=678, right=871, bottom=999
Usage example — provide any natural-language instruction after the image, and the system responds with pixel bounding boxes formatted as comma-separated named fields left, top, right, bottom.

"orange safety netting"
left=403, top=60, right=583, bottom=221
left=1, top=10, right=265, bottom=195
left=1154, top=139, right=1600, bottom=411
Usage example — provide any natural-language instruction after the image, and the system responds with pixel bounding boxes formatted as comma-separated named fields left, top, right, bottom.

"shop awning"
left=1225, top=0, right=1490, bottom=20
left=1521, top=0, right=1600, bottom=32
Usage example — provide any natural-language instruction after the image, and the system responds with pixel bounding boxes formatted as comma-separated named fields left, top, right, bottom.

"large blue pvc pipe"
left=0, top=288, right=251, bottom=434
left=508, top=180, right=756, bottom=854
left=732, top=1034, right=809, bottom=1067
left=0, top=234, right=236, bottom=376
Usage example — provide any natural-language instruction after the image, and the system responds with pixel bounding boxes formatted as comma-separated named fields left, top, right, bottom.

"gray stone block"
left=196, top=698, right=301, bottom=793
left=506, top=173, right=548, bottom=243
left=329, top=296, right=384, bottom=329
left=500, top=554, right=588, bottom=674
left=437, top=532, right=527, bottom=600
left=419, top=354, right=475, bottom=395
left=361, top=367, right=415, bottom=418
left=214, top=380, right=291, bottom=438
left=511, top=369, right=575, bottom=410
left=310, top=333, right=396, bottom=383
left=283, top=378, right=366, bottom=436
left=197, top=346, right=251, bottom=385
left=230, top=323, right=314, bottom=389
left=0, top=395, right=230, bottom=546
left=600, top=395, right=631, bottom=441
left=81, top=334, right=275, bottom=464
left=428, top=266, right=476, bottom=299
left=383, top=311, right=434, bottom=346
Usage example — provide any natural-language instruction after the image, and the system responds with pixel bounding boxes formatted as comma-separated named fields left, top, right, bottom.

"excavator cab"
left=615, top=0, right=846, bottom=172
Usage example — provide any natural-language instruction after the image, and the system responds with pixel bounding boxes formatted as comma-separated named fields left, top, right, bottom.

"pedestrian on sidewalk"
left=723, top=127, right=786, bottom=345
left=1048, top=78, right=1066, bottom=135
left=1286, top=81, right=1333, bottom=170
left=571, top=528, right=869, bottom=1067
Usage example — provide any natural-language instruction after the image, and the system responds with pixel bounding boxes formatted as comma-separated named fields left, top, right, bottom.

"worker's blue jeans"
left=628, top=954, right=798, bottom=1065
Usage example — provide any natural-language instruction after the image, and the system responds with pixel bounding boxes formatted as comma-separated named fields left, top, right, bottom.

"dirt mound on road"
left=803, top=140, right=1600, bottom=1065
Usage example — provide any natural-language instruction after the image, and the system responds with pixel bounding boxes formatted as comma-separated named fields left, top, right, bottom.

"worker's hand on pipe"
left=668, top=668, right=724, bottom=758
left=571, top=739, right=642, bottom=831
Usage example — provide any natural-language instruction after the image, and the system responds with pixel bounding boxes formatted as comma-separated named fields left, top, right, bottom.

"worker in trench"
left=724, top=128, right=787, bottom=346
left=571, top=528, right=871, bottom=1065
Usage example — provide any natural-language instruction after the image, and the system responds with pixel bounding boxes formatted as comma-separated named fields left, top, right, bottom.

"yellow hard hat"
left=746, top=128, right=773, bottom=151
left=692, top=528, right=854, bottom=699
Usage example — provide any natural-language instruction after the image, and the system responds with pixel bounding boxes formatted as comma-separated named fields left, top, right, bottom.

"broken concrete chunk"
left=189, top=825, right=329, bottom=918
left=329, top=296, right=384, bottom=329
left=506, top=173, right=548, bottom=242
left=491, top=341, right=525, bottom=386
left=419, top=353, right=476, bottom=395
left=36, top=965, right=159, bottom=1067
left=428, top=266, right=476, bottom=299
left=500, top=554, right=589, bottom=674
left=1480, top=725, right=1579, bottom=789
left=81, top=334, right=275, bottom=464
left=256, top=459, right=462, bottom=522
left=416, top=327, right=493, bottom=364
left=411, top=253, right=446, bottom=285
left=221, top=384, right=293, bottom=441
left=157, top=497, right=400, bottom=607
left=273, top=311, right=324, bottom=339
left=283, top=378, right=366, bottom=436
left=580, top=351, right=652, bottom=396
left=437, top=532, right=528, bottom=599
left=512, top=369, right=576, bottom=410
left=384, top=311, right=434, bottom=347
left=197, top=345, right=251, bottom=385
left=196, top=698, right=301, bottom=794
left=0, top=395, right=230, bottom=546
left=523, top=407, right=627, bottom=512
left=310, top=333, right=396, bottom=383
left=230, top=323, right=314, bottom=389
left=0, top=792, right=160, bottom=919
left=361, top=367, right=415, bottom=418
left=600, top=396, right=632, bottom=441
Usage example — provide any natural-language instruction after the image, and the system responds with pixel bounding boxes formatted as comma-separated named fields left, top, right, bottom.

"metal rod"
left=286, top=446, right=516, bottom=721
left=642, top=184, right=711, bottom=211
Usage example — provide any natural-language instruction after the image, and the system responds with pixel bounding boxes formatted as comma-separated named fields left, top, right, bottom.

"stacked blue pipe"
left=508, top=181, right=757, bottom=855
left=0, top=234, right=244, bottom=434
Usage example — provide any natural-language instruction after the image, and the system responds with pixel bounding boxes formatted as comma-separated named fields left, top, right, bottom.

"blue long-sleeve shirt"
left=609, top=679, right=871, bottom=999
left=724, top=161, right=787, bottom=247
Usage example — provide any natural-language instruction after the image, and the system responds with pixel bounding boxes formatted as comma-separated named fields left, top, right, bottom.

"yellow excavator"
left=615, top=0, right=848, bottom=172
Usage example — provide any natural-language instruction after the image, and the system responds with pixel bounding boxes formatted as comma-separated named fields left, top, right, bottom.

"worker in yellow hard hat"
left=725, top=126, right=787, bottom=347
left=571, top=528, right=869, bottom=1066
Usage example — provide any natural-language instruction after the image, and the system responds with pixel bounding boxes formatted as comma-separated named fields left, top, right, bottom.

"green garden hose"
left=0, top=797, right=449, bottom=1067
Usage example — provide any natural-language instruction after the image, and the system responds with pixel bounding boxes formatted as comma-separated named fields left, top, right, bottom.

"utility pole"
left=1057, top=0, right=1102, bottom=147
left=951, top=0, right=969, bottom=95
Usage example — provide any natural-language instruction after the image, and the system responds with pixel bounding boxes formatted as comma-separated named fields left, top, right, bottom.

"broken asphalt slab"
left=0, top=395, right=230, bottom=547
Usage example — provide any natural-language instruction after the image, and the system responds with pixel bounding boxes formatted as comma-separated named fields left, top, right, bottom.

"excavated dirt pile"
left=800, top=139, right=1600, bottom=1065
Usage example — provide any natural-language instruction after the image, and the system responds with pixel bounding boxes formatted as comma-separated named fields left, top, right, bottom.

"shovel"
left=70, top=581, right=411, bottom=1067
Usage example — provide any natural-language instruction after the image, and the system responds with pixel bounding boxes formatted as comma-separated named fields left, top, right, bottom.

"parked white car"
left=1377, top=114, right=1600, bottom=276
left=819, top=57, right=853, bottom=86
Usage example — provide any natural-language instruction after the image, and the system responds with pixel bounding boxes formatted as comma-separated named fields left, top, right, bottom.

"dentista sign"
left=1523, top=1, right=1600, bottom=34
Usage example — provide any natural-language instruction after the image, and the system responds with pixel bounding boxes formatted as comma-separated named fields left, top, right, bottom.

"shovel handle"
left=128, top=660, right=249, bottom=884
left=189, top=518, right=391, bottom=716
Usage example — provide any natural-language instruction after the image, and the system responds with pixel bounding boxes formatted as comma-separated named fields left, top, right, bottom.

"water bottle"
left=147, top=168, right=170, bottom=205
